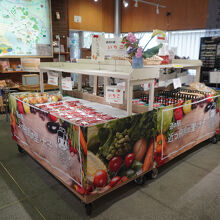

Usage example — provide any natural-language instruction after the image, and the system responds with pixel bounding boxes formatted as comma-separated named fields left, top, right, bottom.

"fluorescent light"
left=123, top=0, right=128, bottom=7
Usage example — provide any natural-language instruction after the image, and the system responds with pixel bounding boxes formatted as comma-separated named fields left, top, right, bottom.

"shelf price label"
left=106, top=86, right=123, bottom=104
left=48, top=71, right=58, bottom=86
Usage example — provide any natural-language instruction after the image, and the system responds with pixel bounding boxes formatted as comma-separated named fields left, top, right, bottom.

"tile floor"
left=0, top=116, right=220, bottom=220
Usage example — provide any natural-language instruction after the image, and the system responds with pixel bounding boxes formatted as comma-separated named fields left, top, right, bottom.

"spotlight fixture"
left=134, top=0, right=138, bottom=7
left=94, top=0, right=98, bottom=2
left=156, top=0, right=160, bottom=14
left=156, top=5, right=159, bottom=14
left=133, top=0, right=166, bottom=10
left=123, top=0, right=128, bottom=7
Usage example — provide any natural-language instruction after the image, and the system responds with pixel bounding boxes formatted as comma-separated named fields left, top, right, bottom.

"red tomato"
left=109, top=156, right=122, bottom=172
left=174, top=107, right=183, bottom=121
left=109, top=176, right=121, bottom=187
left=124, top=153, right=135, bottom=168
left=93, top=170, right=108, bottom=187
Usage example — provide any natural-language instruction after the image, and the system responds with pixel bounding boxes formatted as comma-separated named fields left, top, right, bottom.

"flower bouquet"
left=122, top=30, right=166, bottom=67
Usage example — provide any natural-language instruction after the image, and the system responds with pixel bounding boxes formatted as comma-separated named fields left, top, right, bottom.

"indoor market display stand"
left=10, top=59, right=219, bottom=215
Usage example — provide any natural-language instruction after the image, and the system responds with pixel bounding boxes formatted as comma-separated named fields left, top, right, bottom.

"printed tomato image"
left=93, top=170, right=108, bottom=187
left=109, top=176, right=121, bottom=187
left=124, top=153, right=135, bottom=168
left=109, top=156, right=122, bottom=172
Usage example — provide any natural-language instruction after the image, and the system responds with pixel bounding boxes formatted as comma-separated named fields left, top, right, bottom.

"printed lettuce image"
left=157, top=105, right=173, bottom=134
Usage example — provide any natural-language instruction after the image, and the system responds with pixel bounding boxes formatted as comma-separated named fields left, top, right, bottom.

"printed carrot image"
left=143, top=139, right=154, bottom=172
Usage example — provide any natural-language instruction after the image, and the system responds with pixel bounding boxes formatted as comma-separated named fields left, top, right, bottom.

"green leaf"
left=143, top=44, right=163, bottom=58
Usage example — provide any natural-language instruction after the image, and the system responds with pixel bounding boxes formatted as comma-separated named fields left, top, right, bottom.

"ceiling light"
left=123, top=0, right=128, bottom=7
left=94, top=0, right=98, bottom=2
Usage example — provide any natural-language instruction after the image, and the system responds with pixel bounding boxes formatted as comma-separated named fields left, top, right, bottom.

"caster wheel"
left=134, top=175, right=146, bottom=185
left=17, top=145, right=24, bottom=153
left=151, top=168, right=158, bottom=179
left=211, top=135, right=218, bottom=144
left=85, top=203, right=93, bottom=215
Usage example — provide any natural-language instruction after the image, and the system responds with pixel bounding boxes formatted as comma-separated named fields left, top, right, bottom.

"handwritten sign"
left=62, top=77, right=72, bottom=91
left=91, top=35, right=105, bottom=62
left=48, top=71, right=58, bottom=86
left=106, top=86, right=123, bottom=104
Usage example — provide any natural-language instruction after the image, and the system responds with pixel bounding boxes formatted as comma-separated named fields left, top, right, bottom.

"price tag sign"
left=106, top=86, right=123, bottom=104
left=104, top=38, right=126, bottom=57
left=62, top=77, right=72, bottom=91
left=48, top=71, right=58, bottom=86
left=173, top=78, right=182, bottom=89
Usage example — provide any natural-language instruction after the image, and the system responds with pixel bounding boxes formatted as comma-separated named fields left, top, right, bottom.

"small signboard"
left=106, top=86, right=123, bottom=104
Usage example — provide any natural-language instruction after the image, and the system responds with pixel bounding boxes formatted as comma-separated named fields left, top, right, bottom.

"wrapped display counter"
left=9, top=59, right=219, bottom=215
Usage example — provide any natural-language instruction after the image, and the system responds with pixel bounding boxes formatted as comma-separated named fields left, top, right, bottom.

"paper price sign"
left=173, top=77, right=182, bottom=89
left=106, top=86, right=123, bottom=104
left=62, top=77, right=72, bottom=91
left=48, top=72, right=58, bottom=86
left=104, top=38, right=126, bottom=57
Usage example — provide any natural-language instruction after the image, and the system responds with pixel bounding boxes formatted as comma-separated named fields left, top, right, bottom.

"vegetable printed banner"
left=156, top=95, right=220, bottom=166
left=9, top=92, right=157, bottom=197
left=9, top=92, right=220, bottom=199
left=86, top=110, right=157, bottom=194
left=9, top=94, right=86, bottom=190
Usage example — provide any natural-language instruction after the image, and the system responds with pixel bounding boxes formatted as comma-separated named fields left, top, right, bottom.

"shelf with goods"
left=39, top=59, right=159, bottom=115
left=8, top=58, right=219, bottom=215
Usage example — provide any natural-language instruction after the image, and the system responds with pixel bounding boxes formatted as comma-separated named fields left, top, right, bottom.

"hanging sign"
left=91, top=35, right=105, bottom=62
left=173, top=78, right=182, bottom=89
left=106, top=86, right=123, bottom=104
left=62, top=77, right=72, bottom=91
left=47, top=72, right=58, bottom=86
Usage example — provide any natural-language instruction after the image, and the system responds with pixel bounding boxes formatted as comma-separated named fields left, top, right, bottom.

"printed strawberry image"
left=17, top=100, right=24, bottom=114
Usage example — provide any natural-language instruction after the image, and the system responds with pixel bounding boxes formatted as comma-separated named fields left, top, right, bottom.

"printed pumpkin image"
left=87, top=151, right=108, bottom=186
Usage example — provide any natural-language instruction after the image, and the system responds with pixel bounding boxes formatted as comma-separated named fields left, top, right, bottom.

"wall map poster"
left=0, top=0, right=52, bottom=57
